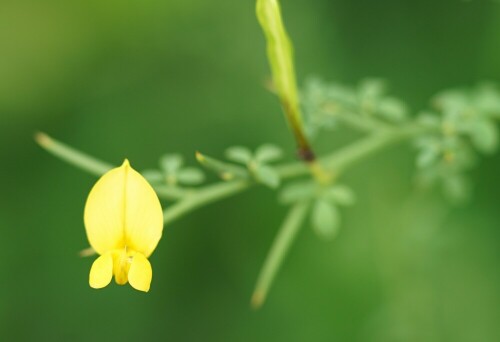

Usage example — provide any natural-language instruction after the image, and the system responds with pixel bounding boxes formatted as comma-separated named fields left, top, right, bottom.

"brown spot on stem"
left=297, top=147, right=315, bottom=162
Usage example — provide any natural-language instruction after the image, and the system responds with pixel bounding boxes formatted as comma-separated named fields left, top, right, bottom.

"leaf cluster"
left=142, top=154, right=206, bottom=187
left=301, top=78, right=408, bottom=136
left=415, top=84, right=500, bottom=203
left=280, top=181, right=355, bottom=239
left=197, top=144, right=284, bottom=189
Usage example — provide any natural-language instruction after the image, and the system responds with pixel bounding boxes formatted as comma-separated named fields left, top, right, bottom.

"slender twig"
left=36, top=125, right=430, bottom=226
left=36, top=124, right=430, bottom=309
left=251, top=201, right=310, bottom=309
left=334, top=110, right=393, bottom=132
left=35, top=132, right=113, bottom=176
left=323, top=125, right=430, bottom=174
left=276, top=124, right=429, bottom=179
left=163, top=181, right=249, bottom=225
left=154, top=185, right=192, bottom=201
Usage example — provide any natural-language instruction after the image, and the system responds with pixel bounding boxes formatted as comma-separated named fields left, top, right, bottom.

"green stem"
left=35, top=132, right=113, bottom=176
left=323, top=132, right=402, bottom=173
left=256, top=0, right=332, bottom=186
left=251, top=201, right=310, bottom=309
left=163, top=181, right=250, bottom=225
left=276, top=124, right=428, bottom=179
left=256, top=0, right=307, bottom=152
left=334, top=110, right=392, bottom=132
left=36, top=124, right=429, bottom=225
left=154, top=185, right=192, bottom=201
left=323, top=125, right=429, bottom=174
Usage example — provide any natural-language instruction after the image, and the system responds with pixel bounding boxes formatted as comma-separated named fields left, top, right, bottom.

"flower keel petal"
left=128, top=253, right=152, bottom=292
left=112, top=249, right=130, bottom=285
left=89, top=252, right=113, bottom=289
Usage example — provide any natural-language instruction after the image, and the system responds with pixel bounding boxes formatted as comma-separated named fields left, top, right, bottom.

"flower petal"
left=84, top=161, right=128, bottom=255
left=128, top=253, right=152, bottom=292
left=89, top=252, right=113, bottom=289
left=124, top=165, right=164, bottom=257
left=112, top=249, right=130, bottom=285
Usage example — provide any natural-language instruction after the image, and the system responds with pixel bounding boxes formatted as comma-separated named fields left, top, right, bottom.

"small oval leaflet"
left=311, top=199, right=341, bottom=239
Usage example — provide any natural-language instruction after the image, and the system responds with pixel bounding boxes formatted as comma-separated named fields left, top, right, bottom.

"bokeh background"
left=2, top=0, right=500, bottom=341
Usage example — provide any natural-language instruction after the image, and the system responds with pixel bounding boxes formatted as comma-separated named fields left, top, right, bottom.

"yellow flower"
left=84, top=159, right=163, bottom=292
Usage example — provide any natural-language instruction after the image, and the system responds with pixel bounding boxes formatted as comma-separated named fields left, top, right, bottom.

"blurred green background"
left=2, top=0, right=500, bottom=341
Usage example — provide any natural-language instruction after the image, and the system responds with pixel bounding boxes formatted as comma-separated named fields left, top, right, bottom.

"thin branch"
left=256, top=0, right=332, bottom=184
left=163, top=181, right=249, bottom=225
left=251, top=201, right=310, bottom=309
left=35, top=132, right=113, bottom=176
left=275, top=124, right=429, bottom=179
left=36, top=123, right=431, bottom=226
left=334, top=110, right=393, bottom=132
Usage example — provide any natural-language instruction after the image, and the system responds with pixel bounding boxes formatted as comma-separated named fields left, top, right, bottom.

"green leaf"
left=417, top=112, right=441, bottom=128
left=358, top=78, right=386, bottom=101
left=255, top=144, right=283, bottom=163
left=441, top=135, right=462, bottom=150
left=279, top=181, right=316, bottom=204
left=468, top=119, right=498, bottom=154
left=196, top=152, right=249, bottom=181
left=433, top=89, right=469, bottom=112
left=160, top=154, right=183, bottom=174
left=416, top=148, right=440, bottom=169
left=141, top=169, right=164, bottom=184
left=177, top=167, right=205, bottom=185
left=377, top=97, right=408, bottom=122
left=474, top=83, right=500, bottom=115
left=301, top=78, right=339, bottom=135
left=255, top=165, right=281, bottom=189
left=225, top=146, right=253, bottom=164
left=414, top=136, right=439, bottom=149
left=325, top=185, right=356, bottom=206
left=311, top=199, right=340, bottom=239
left=326, top=84, right=357, bottom=107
